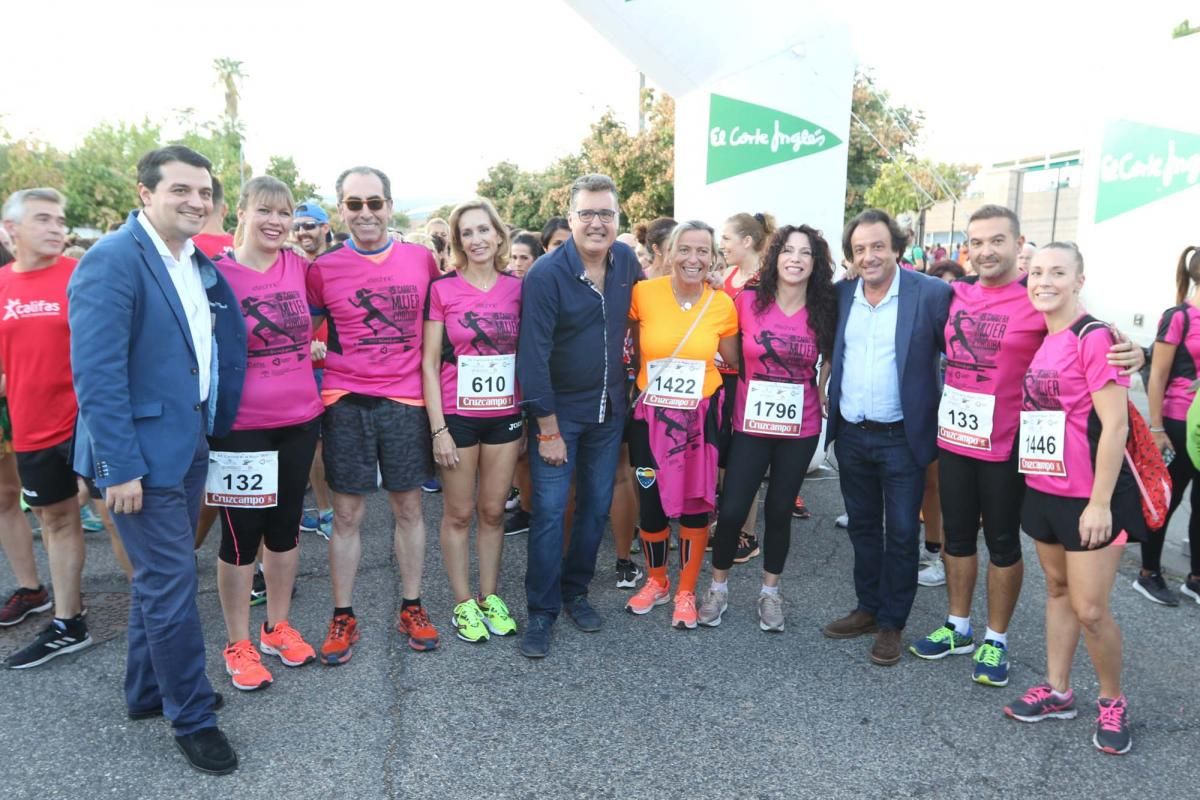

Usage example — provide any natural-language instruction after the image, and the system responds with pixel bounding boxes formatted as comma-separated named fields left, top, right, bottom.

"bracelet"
left=536, top=431, right=561, bottom=442
left=431, top=425, right=449, bottom=438
left=1149, top=427, right=1166, bottom=433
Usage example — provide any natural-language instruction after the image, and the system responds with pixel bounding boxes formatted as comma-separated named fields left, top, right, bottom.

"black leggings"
left=628, top=418, right=709, bottom=531
left=711, top=431, right=819, bottom=574
left=1142, top=417, right=1200, bottom=575
left=210, top=420, right=320, bottom=566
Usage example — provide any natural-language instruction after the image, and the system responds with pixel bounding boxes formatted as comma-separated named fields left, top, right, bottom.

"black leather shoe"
left=174, top=726, right=238, bottom=775
left=129, top=692, right=225, bottom=721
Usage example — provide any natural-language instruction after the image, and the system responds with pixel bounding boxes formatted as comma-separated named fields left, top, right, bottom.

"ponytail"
left=1177, top=245, right=1200, bottom=305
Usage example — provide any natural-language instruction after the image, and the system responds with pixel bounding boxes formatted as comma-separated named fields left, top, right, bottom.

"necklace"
left=671, top=280, right=702, bottom=311
left=463, top=269, right=495, bottom=292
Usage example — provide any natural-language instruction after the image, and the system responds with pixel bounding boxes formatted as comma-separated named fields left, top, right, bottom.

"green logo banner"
left=706, top=94, right=841, bottom=184
left=1096, top=120, right=1200, bottom=222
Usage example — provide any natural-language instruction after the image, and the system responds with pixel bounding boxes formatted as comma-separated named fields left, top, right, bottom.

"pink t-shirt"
left=732, top=292, right=822, bottom=438
left=1021, top=318, right=1129, bottom=497
left=940, top=276, right=1046, bottom=460
left=218, top=250, right=322, bottom=430
left=425, top=271, right=522, bottom=418
left=1155, top=303, right=1200, bottom=420
left=307, top=241, right=439, bottom=401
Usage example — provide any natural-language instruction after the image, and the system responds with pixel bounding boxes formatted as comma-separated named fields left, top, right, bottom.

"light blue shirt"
left=839, top=271, right=902, bottom=424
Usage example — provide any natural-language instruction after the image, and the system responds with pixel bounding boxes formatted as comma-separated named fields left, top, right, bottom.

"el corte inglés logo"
left=706, top=93, right=842, bottom=184
left=1096, top=120, right=1200, bottom=222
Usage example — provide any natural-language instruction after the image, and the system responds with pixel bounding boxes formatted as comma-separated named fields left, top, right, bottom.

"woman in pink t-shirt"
left=1141, top=245, right=1200, bottom=605
left=209, top=176, right=324, bottom=691
left=698, top=224, right=836, bottom=632
left=1005, top=243, right=1142, bottom=755
left=422, top=199, right=522, bottom=643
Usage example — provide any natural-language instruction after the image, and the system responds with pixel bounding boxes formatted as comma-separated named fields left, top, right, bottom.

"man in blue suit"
left=822, top=208, right=952, bottom=666
left=69, top=146, right=246, bottom=774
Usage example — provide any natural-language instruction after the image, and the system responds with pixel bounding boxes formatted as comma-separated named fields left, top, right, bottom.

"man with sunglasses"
left=306, top=166, right=442, bottom=660
left=516, top=173, right=642, bottom=658
left=292, top=203, right=331, bottom=261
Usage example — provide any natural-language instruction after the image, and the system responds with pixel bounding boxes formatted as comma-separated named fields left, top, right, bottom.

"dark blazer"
left=826, top=268, right=952, bottom=467
left=68, top=211, right=247, bottom=488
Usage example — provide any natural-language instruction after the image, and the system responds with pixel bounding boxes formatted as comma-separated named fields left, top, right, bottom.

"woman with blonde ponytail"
left=1141, top=245, right=1200, bottom=606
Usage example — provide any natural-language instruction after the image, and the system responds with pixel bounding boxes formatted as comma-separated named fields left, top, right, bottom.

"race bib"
left=644, top=358, right=705, bottom=410
left=937, top=386, right=997, bottom=451
left=205, top=450, right=279, bottom=508
left=457, top=354, right=516, bottom=412
left=743, top=379, right=804, bottom=437
left=1018, top=411, right=1066, bottom=476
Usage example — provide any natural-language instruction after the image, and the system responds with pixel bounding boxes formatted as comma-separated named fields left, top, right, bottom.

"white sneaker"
left=918, top=558, right=946, bottom=587
left=835, top=513, right=849, bottom=529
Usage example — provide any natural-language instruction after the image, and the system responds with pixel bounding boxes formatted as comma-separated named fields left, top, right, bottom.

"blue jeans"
left=525, top=414, right=624, bottom=619
left=834, top=423, right=926, bottom=630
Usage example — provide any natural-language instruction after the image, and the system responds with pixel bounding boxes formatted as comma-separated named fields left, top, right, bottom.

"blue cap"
left=294, top=203, right=329, bottom=224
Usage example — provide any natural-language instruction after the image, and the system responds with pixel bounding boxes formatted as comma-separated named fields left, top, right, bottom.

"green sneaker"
left=972, top=639, right=1010, bottom=686
left=479, top=594, right=517, bottom=637
left=452, top=599, right=490, bottom=643
left=909, top=622, right=975, bottom=660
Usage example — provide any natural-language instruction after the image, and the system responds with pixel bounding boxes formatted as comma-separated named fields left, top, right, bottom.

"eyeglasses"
left=342, top=197, right=387, bottom=212
left=573, top=209, right=617, bottom=223
left=293, top=221, right=320, bottom=232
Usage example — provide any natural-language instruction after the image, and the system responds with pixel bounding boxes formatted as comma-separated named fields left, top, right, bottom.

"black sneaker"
left=504, top=487, right=521, bottom=512
left=5, top=619, right=93, bottom=669
left=1093, top=695, right=1132, bottom=755
left=1132, top=571, right=1179, bottom=606
left=1182, top=575, right=1200, bottom=605
left=250, top=571, right=267, bottom=606
left=504, top=509, right=531, bottom=536
left=615, top=559, right=643, bottom=589
left=732, top=532, right=761, bottom=564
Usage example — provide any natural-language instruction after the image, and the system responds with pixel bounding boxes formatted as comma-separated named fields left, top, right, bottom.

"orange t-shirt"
left=628, top=276, right=738, bottom=397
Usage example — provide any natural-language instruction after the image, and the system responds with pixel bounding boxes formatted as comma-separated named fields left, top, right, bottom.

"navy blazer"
left=68, top=211, right=247, bottom=489
left=826, top=268, right=952, bottom=467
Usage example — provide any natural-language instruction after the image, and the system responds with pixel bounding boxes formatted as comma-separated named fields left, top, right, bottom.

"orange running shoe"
left=397, top=604, right=439, bottom=651
left=625, top=577, right=671, bottom=615
left=259, top=620, right=316, bottom=667
left=320, top=613, right=360, bottom=666
left=672, top=591, right=698, bottom=630
left=223, top=639, right=273, bottom=691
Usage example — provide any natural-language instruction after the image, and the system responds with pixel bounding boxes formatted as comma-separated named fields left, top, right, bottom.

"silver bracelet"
left=1149, top=426, right=1166, bottom=433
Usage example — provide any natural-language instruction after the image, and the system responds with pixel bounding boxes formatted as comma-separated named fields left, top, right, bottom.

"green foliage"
left=266, top=155, right=319, bottom=206
left=0, top=134, right=67, bottom=210
left=845, top=69, right=923, bottom=222
left=390, top=211, right=411, bottom=231
left=864, top=158, right=978, bottom=217
left=61, top=120, right=161, bottom=230
left=427, top=204, right=456, bottom=224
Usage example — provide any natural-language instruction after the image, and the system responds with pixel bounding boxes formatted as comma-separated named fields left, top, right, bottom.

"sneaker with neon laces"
left=478, top=594, right=517, bottom=636
left=223, top=639, right=273, bottom=690
left=0, top=586, right=51, bottom=627
left=672, top=591, right=698, bottom=630
left=615, top=559, right=643, bottom=589
left=1004, top=683, right=1077, bottom=722
left=80, top=504, right=105, bottom=532
left=451, top=599, right=489, bottom=643
left=972, top=639, right=1009, bottom=686
left=259, top=620, right=316, bottom=667
left=758, top=592, right=785, bottom=632
left=909, top=622, right=975, bottom=660
left=917, top=558, right=946, bottom=587
left=1094, top=695, right=1132, bottom=755
left=626, top=577, right=670, bottom=615
left=732, top=532, right=760, bottom=564
left=398, top=604, right=440, bottom=651
left=697, top=588, right=728, bottom=627
left=320, top=614, right=360, bottom=665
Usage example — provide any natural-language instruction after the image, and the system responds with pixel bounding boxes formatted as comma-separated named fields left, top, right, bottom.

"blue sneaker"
left=909, top=622, right=975, bottom=660
left=80, top=505, right=105, bottom=533
left=563, top=595, right=602, bottom=632
left=972, top=639, right=1010, bottom=686
left=519, top=614, right=552, bottom=658
left=421, top=479, right=442, bottom=494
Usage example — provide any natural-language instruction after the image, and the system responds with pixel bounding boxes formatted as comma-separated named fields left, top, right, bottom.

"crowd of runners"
left=0, top=144, right=1197, bottom=774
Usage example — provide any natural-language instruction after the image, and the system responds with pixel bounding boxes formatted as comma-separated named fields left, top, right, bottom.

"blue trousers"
left=834, top=423, right=926, bottom=631
left=525, top=414, right=624, bottom=620
left=111, top=430, right=218, bottom=736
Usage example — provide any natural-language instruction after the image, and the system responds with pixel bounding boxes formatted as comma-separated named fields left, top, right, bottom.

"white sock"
left=760, top=584, right=779, bottom=596
left=984, top=627, right=1007, bottom=647
left=947, top=615, right=971, bottom=636
left=709, top=580, right=728, bottom=594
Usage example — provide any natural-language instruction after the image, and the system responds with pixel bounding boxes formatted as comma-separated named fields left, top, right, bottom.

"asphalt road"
left=0, top=457, right=1197, bottom=800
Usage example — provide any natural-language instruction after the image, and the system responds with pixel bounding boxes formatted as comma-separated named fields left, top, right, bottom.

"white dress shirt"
left=136, top=211, right=212, bottom=401
left=839, top=270, right=902, bottom=424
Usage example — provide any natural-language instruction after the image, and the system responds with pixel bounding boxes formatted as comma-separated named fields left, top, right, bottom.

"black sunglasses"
left=292, top=221, right=320, bottom=232
left=343, top=197, right=386, bottom=212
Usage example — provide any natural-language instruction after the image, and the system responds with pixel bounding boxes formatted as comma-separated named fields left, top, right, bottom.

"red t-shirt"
left=0, top=256, right=78, bottom=451
left=192, top=232, right=234, bottom=259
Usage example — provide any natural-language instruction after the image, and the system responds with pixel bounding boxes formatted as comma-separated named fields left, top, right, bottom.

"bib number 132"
left=205, top=450, right=279, bottom=508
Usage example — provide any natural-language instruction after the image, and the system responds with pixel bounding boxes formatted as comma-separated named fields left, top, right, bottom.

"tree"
left=62, top=120, right=162, bottom=230
left=0, top=133, right=67, bottom=206
left=265, top=155, right=318, bottom=205
left=390, top=211, right=411, bottom=231
left=427, top=204, right=456, bottom=223
left=845, top=69, right=923, bottom=222
left=864, top=158, right=978, bottom=218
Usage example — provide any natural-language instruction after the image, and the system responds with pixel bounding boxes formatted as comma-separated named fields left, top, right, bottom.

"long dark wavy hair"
left=755, top=224, right=837, bottom=359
